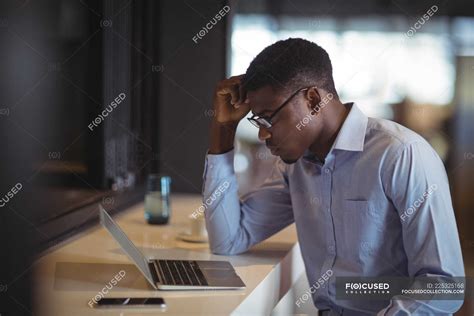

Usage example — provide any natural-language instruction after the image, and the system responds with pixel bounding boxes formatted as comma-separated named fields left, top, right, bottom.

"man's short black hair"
left=242, top=38, right=338, bottom=97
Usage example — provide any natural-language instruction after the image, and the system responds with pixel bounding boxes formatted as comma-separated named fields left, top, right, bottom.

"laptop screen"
left=99, top=205, right=156, bottom=288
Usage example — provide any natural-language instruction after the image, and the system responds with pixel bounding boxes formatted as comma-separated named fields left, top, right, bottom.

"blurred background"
left=0, top=0, right=472, bottom=314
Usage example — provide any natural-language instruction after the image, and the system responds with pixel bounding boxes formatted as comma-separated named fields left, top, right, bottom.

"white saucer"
left=177, top=232, right=208, bottom=243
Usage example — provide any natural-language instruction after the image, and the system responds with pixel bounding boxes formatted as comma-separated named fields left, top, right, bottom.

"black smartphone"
left=94, top=297, right=166, bottom=308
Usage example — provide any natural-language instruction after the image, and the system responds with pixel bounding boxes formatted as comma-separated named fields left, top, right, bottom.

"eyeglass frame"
left=247, top=86, right=314, bottom=129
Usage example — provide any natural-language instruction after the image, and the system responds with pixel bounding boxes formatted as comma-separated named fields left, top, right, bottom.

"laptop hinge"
left=148, top=260, right=161, bottom=284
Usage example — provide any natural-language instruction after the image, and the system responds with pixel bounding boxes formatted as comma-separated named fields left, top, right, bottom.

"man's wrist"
left=209, top=120, right=238, bottom=154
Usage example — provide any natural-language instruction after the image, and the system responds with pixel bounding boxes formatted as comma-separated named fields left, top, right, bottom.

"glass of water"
left=144, top=174, right=171, bottom=225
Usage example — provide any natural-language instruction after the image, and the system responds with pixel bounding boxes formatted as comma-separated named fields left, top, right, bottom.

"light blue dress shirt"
left=202, top=103, right=464, bottom=315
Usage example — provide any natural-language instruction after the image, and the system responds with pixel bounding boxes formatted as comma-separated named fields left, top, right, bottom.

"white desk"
left=33, top=194, right=306, bottom=315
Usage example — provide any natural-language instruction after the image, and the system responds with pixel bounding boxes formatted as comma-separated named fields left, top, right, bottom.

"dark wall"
left=0, top=3, right=230, bottom=311
left=157, top=0, right=228, bottom=193
left=0, top=122, right=33, bottom=315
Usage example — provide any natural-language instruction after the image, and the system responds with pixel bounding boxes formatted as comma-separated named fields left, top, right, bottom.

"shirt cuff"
left=203, top=149, right=235, bottom=180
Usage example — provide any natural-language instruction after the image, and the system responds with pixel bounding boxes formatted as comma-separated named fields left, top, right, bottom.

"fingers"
left=217, top=85, right=239, bottom=106
left=230, top=84, right=240, bottom=106
left=237, top=82, right=248, bottom=107
left=217, top=75, right=248, bottom=109
left=232, top=75, right=250, bottom=104
left=212, top=75, right=252, bottom=124
left=230, top=75, right=250, bottom=108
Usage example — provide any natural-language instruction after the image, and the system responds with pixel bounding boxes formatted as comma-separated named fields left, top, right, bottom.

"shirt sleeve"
left=201, top=149, right=294, bottom=255
left=378, top=141, right=465, bottom=315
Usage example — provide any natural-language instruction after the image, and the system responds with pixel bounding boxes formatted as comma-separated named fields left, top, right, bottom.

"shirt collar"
left=302, top=102, right=368, bottom=162
left=332, top=102, right=368, bottom=152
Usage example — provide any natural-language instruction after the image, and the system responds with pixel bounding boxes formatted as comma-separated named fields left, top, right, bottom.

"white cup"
left=188, top=214, right=208, bottom=237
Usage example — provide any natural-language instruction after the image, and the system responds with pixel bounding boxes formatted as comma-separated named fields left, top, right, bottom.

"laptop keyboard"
left=156, top=260, right=208, bottom=286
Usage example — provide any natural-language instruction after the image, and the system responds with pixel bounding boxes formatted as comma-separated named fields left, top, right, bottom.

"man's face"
left=247, top=85, right=322, bottom=164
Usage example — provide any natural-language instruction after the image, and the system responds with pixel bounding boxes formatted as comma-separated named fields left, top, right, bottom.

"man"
left=202, top=38, right=464, bottom=315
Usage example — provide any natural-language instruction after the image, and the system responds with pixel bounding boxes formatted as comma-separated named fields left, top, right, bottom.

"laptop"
left=99, top=205, right=246, bottom=290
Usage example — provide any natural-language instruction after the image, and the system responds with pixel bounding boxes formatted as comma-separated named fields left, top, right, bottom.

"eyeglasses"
left=247, top=87, right=310, bottom=129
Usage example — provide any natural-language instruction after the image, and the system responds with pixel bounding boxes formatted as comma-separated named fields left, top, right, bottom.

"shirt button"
left=209, top=164, right=214, bottom=169
left=325, top=168, right=330, bottom=174
left=327, top=208, right=330, bottom=213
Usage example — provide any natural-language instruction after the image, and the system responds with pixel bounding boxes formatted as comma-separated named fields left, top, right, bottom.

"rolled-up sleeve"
left=202, top=149, right=294, bottom=255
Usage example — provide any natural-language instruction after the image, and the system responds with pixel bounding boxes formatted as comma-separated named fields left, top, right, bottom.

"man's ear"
left=305, top=87, right=321, bottom=112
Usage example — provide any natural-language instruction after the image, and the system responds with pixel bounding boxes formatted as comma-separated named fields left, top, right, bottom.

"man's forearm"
left=202, top=149, right=252, bottom=255
left=209, top=119, right=238, bottom=154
